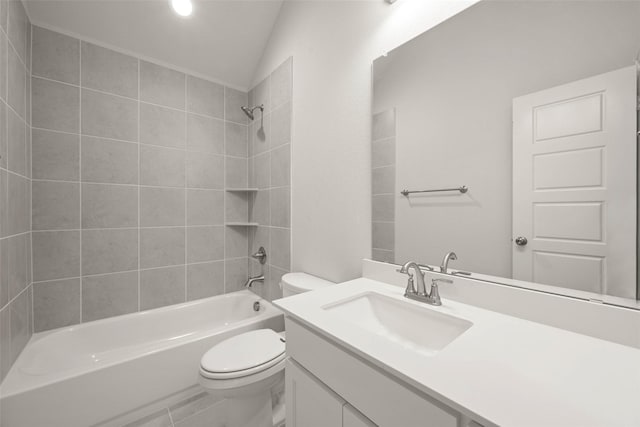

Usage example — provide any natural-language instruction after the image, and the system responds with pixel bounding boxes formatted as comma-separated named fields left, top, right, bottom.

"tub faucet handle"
left=252, top=247, right=267, bottom=265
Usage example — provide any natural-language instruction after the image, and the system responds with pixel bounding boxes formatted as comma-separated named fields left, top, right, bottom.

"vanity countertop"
left=274, top=278, right=640, bottom=427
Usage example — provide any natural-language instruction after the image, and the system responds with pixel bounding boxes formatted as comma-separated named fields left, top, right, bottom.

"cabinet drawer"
left=286, top=318, right=459, bottom=427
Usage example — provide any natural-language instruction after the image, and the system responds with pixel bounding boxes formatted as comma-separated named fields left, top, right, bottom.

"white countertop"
left=274, top=278, right=640, bottom=427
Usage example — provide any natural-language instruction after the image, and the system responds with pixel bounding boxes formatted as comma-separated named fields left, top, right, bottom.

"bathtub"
left=0, top=290, right=284, bottom=427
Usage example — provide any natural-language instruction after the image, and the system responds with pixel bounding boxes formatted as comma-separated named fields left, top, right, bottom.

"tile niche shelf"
left=225, top=188, right=260, bottom=227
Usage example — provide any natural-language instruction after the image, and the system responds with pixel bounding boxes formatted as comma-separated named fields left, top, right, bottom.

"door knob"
left=515, top=236, right=528, bottom=246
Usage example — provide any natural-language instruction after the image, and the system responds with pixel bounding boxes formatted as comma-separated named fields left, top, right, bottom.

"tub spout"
left=244, top=275, right=264, bottom=288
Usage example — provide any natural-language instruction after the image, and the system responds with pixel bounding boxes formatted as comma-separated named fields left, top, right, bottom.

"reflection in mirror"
left=371, top=0, right=640, bottom=306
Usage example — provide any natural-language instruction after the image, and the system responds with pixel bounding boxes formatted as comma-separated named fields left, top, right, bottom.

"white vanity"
left=273, top=261, right=640, bottom=427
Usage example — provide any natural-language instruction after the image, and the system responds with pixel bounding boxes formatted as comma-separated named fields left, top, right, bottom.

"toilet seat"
left=200, top=329, right=286, bottom=380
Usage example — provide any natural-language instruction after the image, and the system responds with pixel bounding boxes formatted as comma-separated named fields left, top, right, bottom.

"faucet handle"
left=404, top=275, right=416, bottom=296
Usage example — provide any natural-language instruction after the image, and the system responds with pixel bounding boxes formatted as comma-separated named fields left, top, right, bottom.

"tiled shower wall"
left=0, top=0, right=32, bottom=382
left=371, top=109, right=396, bottom=263
left=247, top=58, right=292, bottom=301
left=29, top=26, right=253, bottom=332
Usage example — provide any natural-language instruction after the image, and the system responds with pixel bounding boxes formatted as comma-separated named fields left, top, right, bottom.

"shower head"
left=241, top=104, right=264, bottom=121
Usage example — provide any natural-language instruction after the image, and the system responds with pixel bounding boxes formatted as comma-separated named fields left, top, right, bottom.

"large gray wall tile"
left=225, top=157, right=247, bottom=189
left=187, top=226, right=224, bottom=263
left=140, top=103, right=185, bottom=149
left=140, top=187, right=185, bottom=227
left=32, top=26, right=79, bottom=85
left=140, top=266, right=185, bottom=311
left=186, top=114, right=223, bottom=154
left=0, top=102, right=7, bottom=169
left=7, top=173, right=28, bottom=235
left=187, top=261, right=224, bottom=300
left=81, top=136, right=138, bottom=184
left=0, top=239, right=7, bottom=307
left=0, top=33, right=6, bottom=103
left=7, top=0, right=27, bottom=63
left=7, top=107, right=25, bottom=175
left=372, top=166, right=395, bottom=195
left=270, top=228, right=290, bottom=270
left=270, top=144, right=290, bottom=187
left=81, top=42, right=138, bottom=98
left=249, top=190, right=269, bottom=225
left=225, top=122, right=248, bottom=157
left=140, top=227, right=185, bottom=269
left=225, top=192, right=248, bottom=224
left=33, top=278, right=80, bottom=332
left=186, top=152, right=223, bottom=189
left=270, top=102, right=291, bottom=148
left=82, top=271, right=138, bottom=322
left=372, top=109, right=396, bottom=141
left=82, top=183, right=138, bottom=228
left=187, top=189, right=224, bottom=225
left=140, top=61, right=185, bottom=109
left=82, top=229, right=138, bottom=275
left=372, top=194, right=394, bottom=222
left=372, top=221, right=394, bottom=251
left=270, top=187, right=290, bottom=228
left=140, top=145, right=185, bottom=187
left=81, top=89, right=138, bottom=141
left=0, top=171, right=5, bottom=238
left=33, top=230, right=81, bottom=281
left=225, top=227, right=247, bottom=258
left=32, top=77, right=79, bottom=133
left=32, top=129, right=79, bottom=181
left=225, top=257, right=248, bottom=293
left=0, top=304, right=11, bottom=381
left=32, top=181, right=80, bottom=230
left=224, top=87, right=248, bottom=125
left=186, top=189, right=224, bottom=226
left=7, top=233, right=26, bottom=299
left=372, top=138, right=395, bottom=168
left=253, top=152, right=270, bottom=189
left=6, top=30, right=24, bottom=119
left=9, top=285, right=30, bottom=364
left=186, top=76, right=223, bottom=118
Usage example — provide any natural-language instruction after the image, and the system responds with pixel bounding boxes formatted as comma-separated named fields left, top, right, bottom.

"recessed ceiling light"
left=171, top=0, right=193, bottom=17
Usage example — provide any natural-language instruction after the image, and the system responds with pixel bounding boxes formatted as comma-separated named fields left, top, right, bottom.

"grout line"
left=137, top=57, right=141, bottom=312
left=31, top=259, right=237, bottom=287
left=78, top=39, right=83, bottom=322
left=183, top=73, right=188, bottom=303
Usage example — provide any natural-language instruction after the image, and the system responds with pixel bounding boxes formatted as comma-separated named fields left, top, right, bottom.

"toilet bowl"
left=198, top=272, right=334, bottom=427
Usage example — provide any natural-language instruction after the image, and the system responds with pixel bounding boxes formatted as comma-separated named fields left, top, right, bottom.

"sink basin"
left=322, top=292, right=472, bottom=355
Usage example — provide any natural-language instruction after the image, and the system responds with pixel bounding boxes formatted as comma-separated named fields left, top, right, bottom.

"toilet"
left=199, top=272, right=334, bottom=427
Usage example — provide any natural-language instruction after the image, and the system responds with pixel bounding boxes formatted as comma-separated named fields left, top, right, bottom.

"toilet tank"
left=280, top=273, right=335, bottom=297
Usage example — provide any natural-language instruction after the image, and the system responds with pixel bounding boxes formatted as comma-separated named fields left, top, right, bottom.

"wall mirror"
left=371, top=0, right=640, bottom=308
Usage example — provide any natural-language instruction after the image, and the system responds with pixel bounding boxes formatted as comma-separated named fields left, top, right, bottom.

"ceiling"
left=24, top=0, right=284, bottom=90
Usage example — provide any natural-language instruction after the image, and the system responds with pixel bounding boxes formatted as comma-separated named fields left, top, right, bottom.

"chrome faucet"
left=398, top=261, right=427, bottom=295
left=398, top=261, right=450, bottom=306
left=244, top=275, right=264, bottom=288
left=440, top=251, right=458, bottom=273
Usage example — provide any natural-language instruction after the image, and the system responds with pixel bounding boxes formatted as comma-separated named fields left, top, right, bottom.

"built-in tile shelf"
left=225, top=188, right=259, bottom=192
left=225, top=222, right=260, bottom=227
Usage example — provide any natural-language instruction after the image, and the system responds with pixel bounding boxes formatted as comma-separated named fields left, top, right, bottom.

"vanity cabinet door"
left=286, top=359, right=345, bottom=427
left=344, top=404, right=377, bottom=427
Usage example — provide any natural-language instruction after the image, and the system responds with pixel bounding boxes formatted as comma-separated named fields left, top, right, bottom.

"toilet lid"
left=200, top=329, right=285, bottom=375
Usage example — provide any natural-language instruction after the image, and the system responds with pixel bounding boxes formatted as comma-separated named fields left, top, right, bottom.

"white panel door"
left=512, top=66, right=637, bottom=298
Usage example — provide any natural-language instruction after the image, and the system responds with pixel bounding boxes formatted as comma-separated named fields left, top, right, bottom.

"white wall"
left=251, top=0, right=477, bottom=282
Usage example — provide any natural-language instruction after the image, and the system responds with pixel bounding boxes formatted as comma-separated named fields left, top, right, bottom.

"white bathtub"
left=0, top=290, right=284, bottom=427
